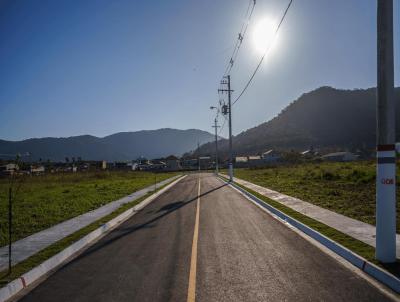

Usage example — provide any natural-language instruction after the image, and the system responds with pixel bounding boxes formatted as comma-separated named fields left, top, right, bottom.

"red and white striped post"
left=376, top=0, right=396, bottom=263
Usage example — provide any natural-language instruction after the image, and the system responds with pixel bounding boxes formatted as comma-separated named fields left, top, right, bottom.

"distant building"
left=136, top=164, right=151, bottom=171
left=0, top=163, right=19, bottom=175
left=235, top=156, right=248, bottom=163
left=235, top=156, right=248, bottom=168
left=261, top=150, right=281, bottom=163
left=181, top=159, right=198, bottom=170
left=247, top=155, right=263, bottom=167
left=136, top=157, right=149, bottom=165
left=321, top=152, right=358, bottom=162
left=30, top=165, right=45, bottom=175
left=165, top=155, right=181, bottom=171
left=199, top=156, right=211, bottom=170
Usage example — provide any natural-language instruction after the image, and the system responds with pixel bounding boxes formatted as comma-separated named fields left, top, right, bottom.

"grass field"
left=232, top=161, right=400, bottom=232
left=0, top=171, right=177, bottom=247
left=0, top=178, right=177, bottom=285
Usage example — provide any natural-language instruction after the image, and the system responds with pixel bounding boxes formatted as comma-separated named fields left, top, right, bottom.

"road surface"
left=18, top=173, right=395, bottom=301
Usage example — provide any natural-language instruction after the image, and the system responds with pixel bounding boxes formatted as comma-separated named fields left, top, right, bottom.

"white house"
left=30, top=165, right=45, bottom=175
left=235, top=157, right=248, bottom=163
left=0, top=163, right=19, bottom=175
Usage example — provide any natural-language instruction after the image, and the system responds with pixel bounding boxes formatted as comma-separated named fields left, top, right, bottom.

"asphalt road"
left=19, top=173, right=395, bottom=302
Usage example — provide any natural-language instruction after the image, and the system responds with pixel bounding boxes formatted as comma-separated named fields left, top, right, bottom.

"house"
left=235, top=156, right=248, bottom=168
left=136, top=157, right=149, bottom=165
left=235, top=157, right=248, bottom=163
left=151, top=159, right=167, bottom=170
left=261, top=150, right=281, bottom=163
left=30, top=165, right=45, bottom=175
left=247, top=155, right=263, bottom=167
left=165, top=155, right=181, bottom=171
left=137, top=163, right=152, bottom=171
left=0, top=163, right=19, bottom=175
left=321, top=152, right=358, bottom=162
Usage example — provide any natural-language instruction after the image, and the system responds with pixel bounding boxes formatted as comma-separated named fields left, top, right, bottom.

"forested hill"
left=0, top=128, right=215, bottom=161
left=194, top=86, right=400, bottom=157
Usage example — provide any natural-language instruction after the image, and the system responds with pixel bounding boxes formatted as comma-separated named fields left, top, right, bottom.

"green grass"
left=226, top=178, right=400, bottom=277
left=0, top=171, right=178, bottom=247
left=231, top=161, right=400, bottom=232
left=0, top=178, right=177, bottom=286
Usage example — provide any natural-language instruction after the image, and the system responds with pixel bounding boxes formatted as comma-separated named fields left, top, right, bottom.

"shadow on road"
left=61, top=177, right=227, bottom=268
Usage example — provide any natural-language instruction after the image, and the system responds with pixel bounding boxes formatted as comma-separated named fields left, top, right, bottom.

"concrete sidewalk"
left=222, top=174, right=400, bottom=257
left=0, top=175, right=181, bottom=271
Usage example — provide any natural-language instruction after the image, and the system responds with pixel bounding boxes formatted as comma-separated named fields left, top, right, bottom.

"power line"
left=213, top=0, right=255, bottom=121
left=223, top=0, right=256, bottom=77
left=232, top=0, right=293, bottom=106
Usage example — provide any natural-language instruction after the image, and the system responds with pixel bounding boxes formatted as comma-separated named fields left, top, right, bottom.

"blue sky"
left=0, top=0, right=399, bottom=140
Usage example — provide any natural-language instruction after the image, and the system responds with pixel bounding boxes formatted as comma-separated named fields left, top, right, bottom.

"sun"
left=252, top=17, right=279, bottom=54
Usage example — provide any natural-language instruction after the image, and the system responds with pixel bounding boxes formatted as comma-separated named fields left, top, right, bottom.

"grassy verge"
left=0, top=177, right=178, bottom=286
left=0, top=171, right=178, bottom=246
left=231, top=161, right=400, bottom=232
left=221, top=176, right=400, bottom=277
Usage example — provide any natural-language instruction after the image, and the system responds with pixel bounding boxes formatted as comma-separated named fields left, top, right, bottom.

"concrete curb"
left=0, top=175, right=186, bottom=302
left=221, top=177, right=400, bottom=294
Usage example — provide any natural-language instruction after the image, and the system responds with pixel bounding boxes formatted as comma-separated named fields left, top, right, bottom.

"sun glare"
left=253, top=18, right=279, bottom=54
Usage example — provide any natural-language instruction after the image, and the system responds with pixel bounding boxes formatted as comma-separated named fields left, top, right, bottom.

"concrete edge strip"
left=219, top=177, right=400, bottom=294
left=0, top=174, right=187, bottom=302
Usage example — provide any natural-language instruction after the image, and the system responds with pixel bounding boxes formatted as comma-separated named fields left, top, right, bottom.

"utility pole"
left=212, top=118, right=220, bottom=174
left=219, top=75, right=234, bottom=181
left=376, top=0, right=396, bottom=263
left=227, top=75, right=233, bottom=181
left=197, top=141, right=200, bottom=172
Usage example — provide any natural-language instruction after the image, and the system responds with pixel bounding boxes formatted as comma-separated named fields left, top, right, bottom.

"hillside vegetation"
left=0, top=128, right=215, bottom=161
left=195, top=87, right=400, bottom=157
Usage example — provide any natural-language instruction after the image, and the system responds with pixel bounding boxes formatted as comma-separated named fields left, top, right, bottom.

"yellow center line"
left=187, top=176, right=201, bottom=302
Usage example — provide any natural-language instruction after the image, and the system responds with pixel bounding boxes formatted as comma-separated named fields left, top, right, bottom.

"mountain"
left=0, top=129, right=215, bottom=161
left=194, top=86, right=400, bottom=157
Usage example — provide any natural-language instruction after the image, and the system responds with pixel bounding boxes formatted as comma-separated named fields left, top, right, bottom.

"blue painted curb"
left=221, top=177, right=400, bottom=294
